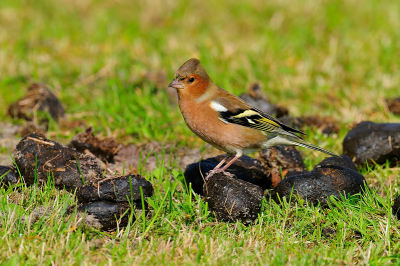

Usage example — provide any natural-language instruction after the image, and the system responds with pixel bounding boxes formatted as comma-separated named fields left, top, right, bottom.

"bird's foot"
left=205, top=168, right=235, bottom=181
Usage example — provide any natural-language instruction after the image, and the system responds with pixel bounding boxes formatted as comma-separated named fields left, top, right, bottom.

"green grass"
left=1, top=0, right=400, bottom=264
left=1, top=167, right=400, bottom=265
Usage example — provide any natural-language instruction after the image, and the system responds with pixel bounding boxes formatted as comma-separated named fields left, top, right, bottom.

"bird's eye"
left=189, top=77, right=195, bottom=83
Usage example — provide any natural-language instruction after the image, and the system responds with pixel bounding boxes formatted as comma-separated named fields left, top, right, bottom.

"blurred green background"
left=1, top=0, right=399, bottom=146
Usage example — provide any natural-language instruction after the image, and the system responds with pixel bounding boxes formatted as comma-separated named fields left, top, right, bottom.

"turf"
left=1, top=0, right=400, bottom=264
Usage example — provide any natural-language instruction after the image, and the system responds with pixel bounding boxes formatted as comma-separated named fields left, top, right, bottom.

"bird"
left=168, top=58, right=339, bottom=180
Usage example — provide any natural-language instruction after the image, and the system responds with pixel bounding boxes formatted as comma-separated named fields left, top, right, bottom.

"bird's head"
left=168, top=58, right=212, bottom=98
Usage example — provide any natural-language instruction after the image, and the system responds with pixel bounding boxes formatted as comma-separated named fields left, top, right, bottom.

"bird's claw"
left=205, top=168, right=235, bottom=181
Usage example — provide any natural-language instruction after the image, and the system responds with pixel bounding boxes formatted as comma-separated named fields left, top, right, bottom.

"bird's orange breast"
left=178, top=94, right=267, bottom=155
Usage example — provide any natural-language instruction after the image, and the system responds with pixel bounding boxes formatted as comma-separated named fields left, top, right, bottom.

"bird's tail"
left=292, top=138, right=340, bottom=157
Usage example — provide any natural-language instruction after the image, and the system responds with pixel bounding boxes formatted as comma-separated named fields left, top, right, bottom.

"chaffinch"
left=169, top=58, right=338, bottom=179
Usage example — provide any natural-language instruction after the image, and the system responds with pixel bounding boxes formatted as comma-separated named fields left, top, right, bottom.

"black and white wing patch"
left=210, top=100, right=305, bottom=136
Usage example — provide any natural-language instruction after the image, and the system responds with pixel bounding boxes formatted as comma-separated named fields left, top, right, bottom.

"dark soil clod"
left=316, top=155, right=358, bottom=171
left=72, top=174, right=153, bottom=230
left=393, top=195, right=400, bottom=220
left=343, top=121, right=400, bottom=167
left=184, top=155, right=272, bottom=195
left=203, top=173, right=263, bottom=223
left=386, top=97, right=400, bottom=116
left=322, top=227, right=337, bottom=237
left=295, top=116, right=340, bottom=135
left=7, top=83, right=65, bottom=122
left=69, top=127, right=121, bottom=163
left=0, top=166, right=19, bottom=187
left=259, top=145, right=307, bottom=187
left=259, top=145, right=306, bottom=175
left=12, top=133, right=103, bottom=190
left=240, top=83, right=289, bottom=118
left=76, top=174, right=153, bottom=204
left=272, top=165, right=366, bottom=206
left=7, top=133, right=152, bottom=232
left=19, top=121, right=47, bottom=137
left=69, top=201, right=132, bottom=231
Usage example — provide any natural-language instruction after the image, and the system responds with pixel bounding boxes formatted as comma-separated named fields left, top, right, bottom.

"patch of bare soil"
left=0, top=122, right=21, bottom=165
left=113, top=141, right=217, bottom=174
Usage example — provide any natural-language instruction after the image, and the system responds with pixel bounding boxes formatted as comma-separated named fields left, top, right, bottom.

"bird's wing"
left=211, top=96, right=306, bottom=137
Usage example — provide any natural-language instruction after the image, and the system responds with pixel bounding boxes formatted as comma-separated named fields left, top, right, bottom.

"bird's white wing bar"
left=210, top=101, right=228, bottom=112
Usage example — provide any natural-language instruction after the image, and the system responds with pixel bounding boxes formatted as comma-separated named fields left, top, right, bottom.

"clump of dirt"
left=69, top=127, right=122, bottom=163
left=7, top=83, right=65, bottom=122
left=272, top=165, right=366, bottom=206
left=295, top=116, right=340, bottom=135
left=76, top=174, right=153, bottom=205
left=72, top=174, right=153, bottom=230
left=203, top=172, right=263, bottom=223
left=7, top=132, right=154, bottom=231
left=19, top=121, right=47, bottom=137
left=258, top=145, right=306, bottom=185
left=12, top=133, right=103, bottom=190
left=0, top=166, right=19, bottom=187
left=343, top=121, right=400, bottom=167
left=386, top=97, right=400, bottom=116
left=114, top=142, right=164, bottom=173
left=67, top=201, right=132, bottom=231
left=393, top=195, right=400, bottom=220
left=184, top=155, right=272, bottom=195
left=0, top=123, right=20, bottom=138
left=322, top=227, right=337, bottom=237
left=240, top=82, right=289, bottom=118
left=316, top=155, right=357, bottom=171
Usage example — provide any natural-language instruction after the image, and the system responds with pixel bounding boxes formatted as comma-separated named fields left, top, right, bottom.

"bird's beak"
left=168, top=79, right=184, bottom=90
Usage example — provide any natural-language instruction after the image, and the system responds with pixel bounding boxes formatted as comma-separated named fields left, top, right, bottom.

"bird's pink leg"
left=205, top=155, right=240, bottom=180
left=219, top=155, right=240, bottom=172
left=204, top=155, right=229, bottom=180
left=212, top=156, right=228, bottom=170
